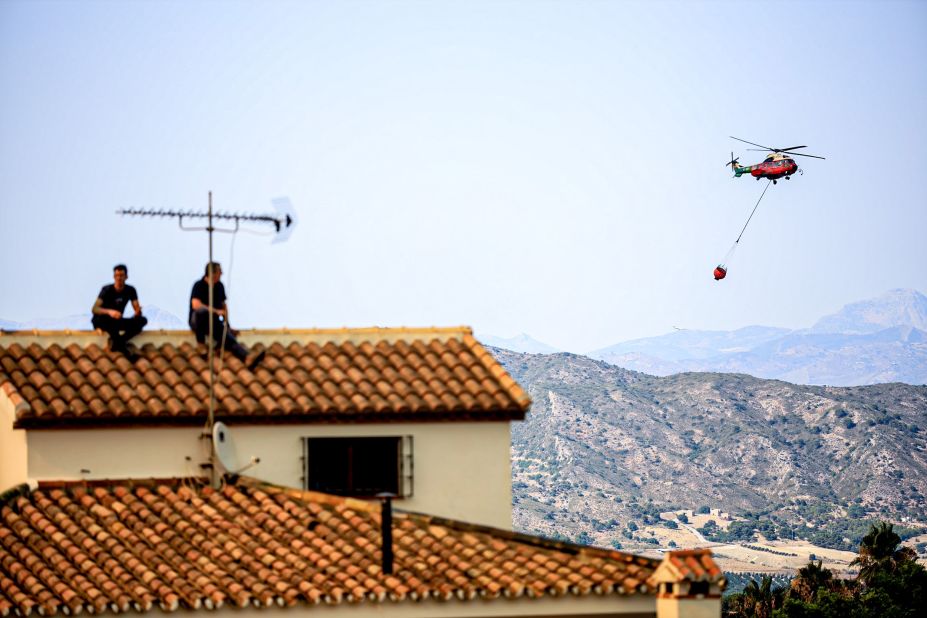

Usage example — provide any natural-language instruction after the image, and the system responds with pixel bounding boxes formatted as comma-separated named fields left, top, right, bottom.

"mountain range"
left=476, top=332, right=560, bottom=354
left=0, top=305, right=186, bottom=331
left=486, top=289, right=927, bottom=386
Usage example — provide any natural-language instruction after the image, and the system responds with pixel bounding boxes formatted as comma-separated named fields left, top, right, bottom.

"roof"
left=0, top=328, right=531, bottom=429
left=649, top=548, right=724, bottom=584
left=663, top=549, right=723, bottom=582
left=0, top=477, right=664, bottom=616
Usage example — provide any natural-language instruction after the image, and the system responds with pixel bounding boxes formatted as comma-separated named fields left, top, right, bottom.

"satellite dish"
left=212, top=421, right=260, bottom=474
left=213, top=421, right=240, bottom=472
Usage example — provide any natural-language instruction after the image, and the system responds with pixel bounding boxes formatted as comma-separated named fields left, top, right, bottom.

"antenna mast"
left=118, top=192, right=296, bottom=487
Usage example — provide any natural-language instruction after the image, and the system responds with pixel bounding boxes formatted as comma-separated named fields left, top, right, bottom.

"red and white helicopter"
left=726, top=136, right=825, bottom=184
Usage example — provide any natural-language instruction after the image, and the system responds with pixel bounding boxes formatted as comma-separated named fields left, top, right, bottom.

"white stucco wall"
left=25, top=420, right=514, bottom=528
left=0, top=392, right=29, bottom=492
left=655, top=598, right=720, bottom=618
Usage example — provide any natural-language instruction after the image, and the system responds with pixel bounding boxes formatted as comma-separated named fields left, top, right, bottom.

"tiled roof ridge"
left=1, top=328, right=530, bottom=428
left=0, top=383, right=30, bottom=418
left=405, top=511, right=656, bottom=568
left=461, top=334, right=532, bottom=409
left=650, top=547, right=725, bottom=586
left=252, top=477, right=656, bottom=570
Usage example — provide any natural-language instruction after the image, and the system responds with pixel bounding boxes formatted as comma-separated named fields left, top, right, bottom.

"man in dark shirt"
left=189, top=262, right=264, bottom=370
left=91, top=264, right=148, bottom=354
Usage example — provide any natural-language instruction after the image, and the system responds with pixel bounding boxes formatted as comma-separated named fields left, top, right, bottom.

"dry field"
left=643, top=517, right=859, bottom=576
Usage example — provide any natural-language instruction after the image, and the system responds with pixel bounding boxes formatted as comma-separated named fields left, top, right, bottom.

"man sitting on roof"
left=91, top=264, right=148, bottom=356
left=189, top=261, right=264, bottom=371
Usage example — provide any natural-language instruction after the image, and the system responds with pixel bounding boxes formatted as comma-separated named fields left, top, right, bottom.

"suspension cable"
left=735, top=179, right=772, bottom=244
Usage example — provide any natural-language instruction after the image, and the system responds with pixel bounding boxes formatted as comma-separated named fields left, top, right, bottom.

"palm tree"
left=852, top=522, right=917, bottom=585
left=790, top=560, right=833, bottom=602
left=740, top=576, right=774, bottom=618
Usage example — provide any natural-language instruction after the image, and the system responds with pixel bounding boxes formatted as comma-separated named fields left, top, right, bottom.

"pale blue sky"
left=1, top=0, right=925, bottom=352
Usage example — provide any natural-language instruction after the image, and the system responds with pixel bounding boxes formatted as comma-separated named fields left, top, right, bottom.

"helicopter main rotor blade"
left=747, top=148, right=773, bottom=152
left=730, top=136, right=775, bottom=151
left=778, top=145, right=807, bottom=152
left=787, top=151, right=826, bottom=160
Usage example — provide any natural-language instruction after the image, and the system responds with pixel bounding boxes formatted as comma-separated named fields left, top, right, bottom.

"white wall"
left=25, top=421, right=514, bottom=529
left=0, top=391, right=28, bottom=491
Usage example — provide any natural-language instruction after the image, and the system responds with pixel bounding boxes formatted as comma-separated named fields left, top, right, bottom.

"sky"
left=1, top=0, right=925, bottom=353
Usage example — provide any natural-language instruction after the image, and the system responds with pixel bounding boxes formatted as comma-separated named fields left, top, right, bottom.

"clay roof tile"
left=1, top=330, right=529, bottom=428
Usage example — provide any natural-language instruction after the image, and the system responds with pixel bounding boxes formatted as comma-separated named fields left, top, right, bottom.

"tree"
left=851, top=522, right=917, bottom=585
left=763, top=521, right=926, bottom=618
left=737, top=576, right=779, bottom=618
left=789, top=561, right=833, bottom=603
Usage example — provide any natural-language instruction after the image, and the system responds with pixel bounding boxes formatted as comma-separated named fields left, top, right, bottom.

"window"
left=302, top=436, right=413, bottom=498
left=689, top=581, right=709, bottom=596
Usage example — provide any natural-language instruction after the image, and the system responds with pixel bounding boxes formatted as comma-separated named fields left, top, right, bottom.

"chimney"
left=377, top=493, right=395, bottom=575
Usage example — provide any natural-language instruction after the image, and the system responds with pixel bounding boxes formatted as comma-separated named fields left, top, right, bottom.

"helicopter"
left=726, top=136, right=825, bottom=184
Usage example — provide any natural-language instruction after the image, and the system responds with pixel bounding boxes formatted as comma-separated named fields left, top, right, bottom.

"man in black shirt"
left=189, top=262, right=264, bottom=370
left=91, top=264, right=148, bottom=354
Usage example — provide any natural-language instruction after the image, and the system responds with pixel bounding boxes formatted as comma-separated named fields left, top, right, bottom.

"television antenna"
left=118, top=192, right=296, bottom=487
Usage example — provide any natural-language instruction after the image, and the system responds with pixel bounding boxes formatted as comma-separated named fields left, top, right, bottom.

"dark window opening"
left=303, top=436, right=412, bottom=498
left=689, top=581, right=709, bottom=596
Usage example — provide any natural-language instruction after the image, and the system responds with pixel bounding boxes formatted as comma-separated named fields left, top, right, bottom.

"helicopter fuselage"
left=733, top=155, right=798, bottom=181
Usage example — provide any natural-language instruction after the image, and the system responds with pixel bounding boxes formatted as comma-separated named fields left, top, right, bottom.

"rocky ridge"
left=500, top=347, right=927, bottom=550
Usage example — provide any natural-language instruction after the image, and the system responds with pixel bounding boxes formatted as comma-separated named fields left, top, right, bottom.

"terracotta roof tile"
left=647, top=548, right=726, bottom=593
left=0, top=329, right=531, bottom=428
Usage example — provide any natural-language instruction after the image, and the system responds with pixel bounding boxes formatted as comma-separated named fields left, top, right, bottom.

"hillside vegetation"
left=499, top=348, right=927, bottom=551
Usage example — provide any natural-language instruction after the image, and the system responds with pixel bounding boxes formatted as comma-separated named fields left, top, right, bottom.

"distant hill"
left=589, top=289, right=927, bottom=386
left=810, top=288, right=927, bottom=334
left=0, top=305, right=185, bottom=331
left=496, top=347, right=927, bottom=551
left=477, top=332, right=560, bottom=354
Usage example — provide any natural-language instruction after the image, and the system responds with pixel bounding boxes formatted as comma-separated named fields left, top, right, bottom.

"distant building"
left=1, top=327, right=724, bottom=617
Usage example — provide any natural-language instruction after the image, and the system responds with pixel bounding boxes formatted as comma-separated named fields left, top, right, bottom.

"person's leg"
left=190, top=310, right=209, bottom=344
left=92, top=315, right=126, bottom=351
left=121, top=315, right=148, bottom=343
left=214, top=316, right=248, bottom=361
left=214, top=316, right=263, bottom=369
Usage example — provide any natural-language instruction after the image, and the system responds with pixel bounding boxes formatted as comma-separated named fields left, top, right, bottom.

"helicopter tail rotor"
left=726, top=152, right=741, bottom=176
